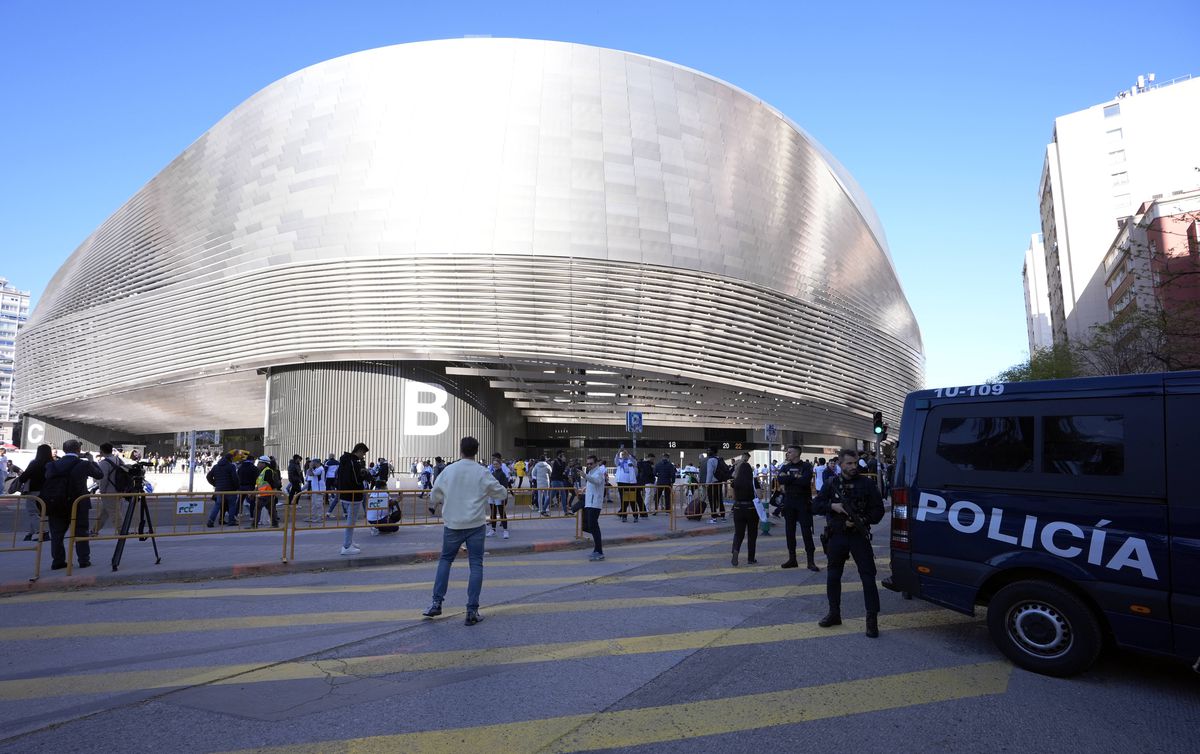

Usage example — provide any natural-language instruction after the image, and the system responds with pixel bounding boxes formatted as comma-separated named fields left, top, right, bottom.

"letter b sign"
left=402, top=381, right=451, bottom=436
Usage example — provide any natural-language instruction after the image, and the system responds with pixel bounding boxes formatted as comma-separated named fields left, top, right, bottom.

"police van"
left=887, top=372, right=1200, bottom=677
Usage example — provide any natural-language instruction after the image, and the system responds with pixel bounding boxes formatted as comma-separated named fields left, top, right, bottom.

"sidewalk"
left=0, top=507, right=730, bottom=594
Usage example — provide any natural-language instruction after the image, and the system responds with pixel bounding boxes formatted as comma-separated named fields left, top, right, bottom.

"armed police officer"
left=811, top=448, right=885, bottom=637
left=776, top=445, right=819, bottom=572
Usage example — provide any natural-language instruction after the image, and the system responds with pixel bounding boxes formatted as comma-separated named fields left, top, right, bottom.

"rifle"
left=835, top=480, right=873, bottom=540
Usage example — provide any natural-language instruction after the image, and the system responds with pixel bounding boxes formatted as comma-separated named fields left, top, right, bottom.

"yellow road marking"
left=0, top=607, right=963, bottom=701
left=220, top=661, right=1011, bottom=753
left=0, top=559, right=836, bottom=605
left=0, top=581, right=853, bottom=641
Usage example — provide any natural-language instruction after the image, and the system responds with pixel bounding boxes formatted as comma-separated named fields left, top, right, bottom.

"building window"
left=1111, top=171, right=1129, bottom=187
left=1104, top=103, right=1121, bottom=118
left=1109, top=149, right=1126, bottom=165
left=1106, top=127, right=1123, bottom=144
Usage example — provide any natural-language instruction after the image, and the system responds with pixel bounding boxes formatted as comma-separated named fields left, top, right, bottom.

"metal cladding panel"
left=15, top=38, right=923, bottom=438
left=265, top=362, right=499, bottom=467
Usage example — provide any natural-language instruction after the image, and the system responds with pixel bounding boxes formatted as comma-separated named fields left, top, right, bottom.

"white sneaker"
left=486, top=528, right=494, bottom=537
left=709, top=518, right=720, bottom=524
left=340, top=545, right=361, bottom=555
left=502, top=530, right=509, bottom=539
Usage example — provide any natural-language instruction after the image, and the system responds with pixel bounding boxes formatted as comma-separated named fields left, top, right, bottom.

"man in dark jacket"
left=335, top=442, right=369, bottom=555
left=549, top=450, right=569, bottom=515
left=235, top=455, right=258, bottom=525
left=636, top=454, right=655, bottom=517
left=811, top=448, right=886, bottom=638
left=652, top=454, right=677, bottom=514
left=287, top=455, right=304, bottom=505
left=42, top=439, right=103, bottom=569
left=206, top=452, right=242, bottom=527
left=776, top=446, right=819, bottom=572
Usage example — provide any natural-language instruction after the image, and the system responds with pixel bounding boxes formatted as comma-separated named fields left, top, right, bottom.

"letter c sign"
left=27, top=422, right=45, bottom=445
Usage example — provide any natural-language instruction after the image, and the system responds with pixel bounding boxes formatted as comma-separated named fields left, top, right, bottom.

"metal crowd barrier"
left=64, top=490, right=290, bottom=575
left=1, top=494, right=47, bottom=582
left=573, top=483, right=682, bottom=539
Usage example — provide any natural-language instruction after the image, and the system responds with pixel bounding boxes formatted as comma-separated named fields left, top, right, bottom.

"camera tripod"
left=111, top=486, right=161, bottom=571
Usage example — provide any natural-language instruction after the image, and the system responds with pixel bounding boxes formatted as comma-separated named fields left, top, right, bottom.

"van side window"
left=936, top=417, right=1034, bottom=472
left=1043, top=415, right=1124, bottom=476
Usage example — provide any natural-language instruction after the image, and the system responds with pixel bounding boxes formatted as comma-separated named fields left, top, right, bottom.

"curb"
left=0, top=524, right=727, bottom=595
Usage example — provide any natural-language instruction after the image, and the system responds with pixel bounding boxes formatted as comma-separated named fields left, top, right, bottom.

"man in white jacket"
left=422, top=436, right=508, bottom=626
left=583, top=454, right=607, bottom=561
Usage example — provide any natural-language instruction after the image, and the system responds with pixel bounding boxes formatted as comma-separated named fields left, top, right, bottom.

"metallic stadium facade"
left=14, top=38, right=923, bottom=460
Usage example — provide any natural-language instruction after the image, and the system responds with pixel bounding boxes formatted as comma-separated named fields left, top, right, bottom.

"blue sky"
left=3, top=0, right=1198, bottom=390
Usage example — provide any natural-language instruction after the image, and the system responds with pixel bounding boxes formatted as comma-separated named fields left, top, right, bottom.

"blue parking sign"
left=626, top=411, right=643, bottom=434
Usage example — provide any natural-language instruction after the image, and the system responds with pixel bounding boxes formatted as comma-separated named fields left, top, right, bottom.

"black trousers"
left=48, top=502, right=90, bottom=567
left=653, top=485, right=672, bottom=511
left=706, top=483, right=726, bottom=518
left=731, top=504, right=758, bottom=560
left=582, top=507, right=603, bottom=553
left=782, top=504, right=817, bottom=562
left=826, top=531, right=880, bottom=613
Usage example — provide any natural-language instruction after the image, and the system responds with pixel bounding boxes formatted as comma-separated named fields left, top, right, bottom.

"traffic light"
left=872, top=411, right=884, bottom=435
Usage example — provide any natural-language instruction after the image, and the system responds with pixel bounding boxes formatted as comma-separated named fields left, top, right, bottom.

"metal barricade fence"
left=291, top=486, right=596, bottom=561
left=65, top=490, right=290, bottom=575
left=574, top=483, right=680, bottom=539
left=1, top=494, right=47, bottom=582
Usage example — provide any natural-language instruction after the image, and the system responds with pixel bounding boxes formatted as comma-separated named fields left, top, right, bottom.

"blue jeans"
left=431, top=525, right=486, bottom=611
left=340, top=498, right=360, bottom=548
left=550, top=479, right=569, bottom=513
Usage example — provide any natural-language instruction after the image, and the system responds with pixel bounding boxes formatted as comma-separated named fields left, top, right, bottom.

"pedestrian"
left=531, top=455, right=552, bottom=515
left=206, top=451, right=242, bottom=527
left=653, top=453, right=677, bottom=514
left=776, top=445, right=819, bottom=571
left=15, top=444, right=53, bottom=541
left=549, top=450, right=570, bottom=515
left=252, top=455, right=281, bottom=528
left=614, top=448, right=639, bottom=522
left=704, top=448, right=729, bottom=523
left=91, top=442, right=126, bottom=536
left=305, top=458, right=326, bottom=522
left=582, top=454, right=606, bottom=561
left=513, top=458, right=527, bottom=488
left=335, top=443, right=370, bottom=555
left=40, top=439, right=103, bottom=570
left=812, top=449, right=886, bottom=638
left=287, top=454, right=304, bottom=506
left=235, top=452, right=258, bottom=526
left=637, top=453, right=655, bottom=516
left=729, top=452, right=758, bottom=566
left=427, top=456, right=447, bottom=516
left=487, top=457, right=511, bottom=539
left=421, top=436, right=508, bottom=625
left=323, top=452, right=341, bottom=516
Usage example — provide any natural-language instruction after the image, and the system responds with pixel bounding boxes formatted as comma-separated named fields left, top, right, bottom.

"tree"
left=994, top=344, right=1080, bottom=383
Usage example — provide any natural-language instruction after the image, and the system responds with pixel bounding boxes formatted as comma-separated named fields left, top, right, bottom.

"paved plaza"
left=1, top=519, right=1196, bottom=753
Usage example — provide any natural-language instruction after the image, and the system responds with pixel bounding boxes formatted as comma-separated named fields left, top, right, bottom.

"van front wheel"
left=986, top=580, right=1102, bottom=677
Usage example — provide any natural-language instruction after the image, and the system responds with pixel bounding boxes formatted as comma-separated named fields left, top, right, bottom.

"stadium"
left=14, top=38, right=923, bottom=462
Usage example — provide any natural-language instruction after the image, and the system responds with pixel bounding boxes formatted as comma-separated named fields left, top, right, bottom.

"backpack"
left=713, top=457, right=733, bottom=482
left=104, top=459, right=136, bottom=495
left=40, top=458, right=81, bottom=516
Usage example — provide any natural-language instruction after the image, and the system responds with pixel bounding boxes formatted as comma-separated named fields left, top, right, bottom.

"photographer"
left=92, top=443, right=126, bottom=536
left=812, top=448, right=885, bottom=637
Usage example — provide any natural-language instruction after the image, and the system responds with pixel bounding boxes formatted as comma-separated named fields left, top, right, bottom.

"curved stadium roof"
left=16, top=38, right=923, bottom=437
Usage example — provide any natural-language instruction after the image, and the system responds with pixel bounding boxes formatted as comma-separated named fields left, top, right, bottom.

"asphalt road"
left=0, top=526, right=1196, bottom=753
